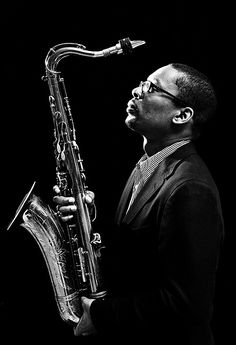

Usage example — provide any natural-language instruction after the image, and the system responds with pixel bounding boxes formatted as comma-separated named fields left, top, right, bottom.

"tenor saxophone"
left=7, top=38, right=145, bottom=324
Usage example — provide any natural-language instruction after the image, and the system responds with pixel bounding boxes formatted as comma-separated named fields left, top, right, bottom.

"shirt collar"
left=137, top=140, right=190, bottom=185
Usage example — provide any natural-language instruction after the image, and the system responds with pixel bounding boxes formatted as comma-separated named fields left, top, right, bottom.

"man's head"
left=126, top=63, right=217, bottom=143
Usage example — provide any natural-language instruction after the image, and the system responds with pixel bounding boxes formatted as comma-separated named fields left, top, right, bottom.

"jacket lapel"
left=115, top=168, right=136, bottom=225
left=123, top=159, right=168, bottom=224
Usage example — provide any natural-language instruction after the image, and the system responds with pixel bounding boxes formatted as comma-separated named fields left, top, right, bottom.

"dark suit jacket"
left=91, top=142, right=224, bottom=344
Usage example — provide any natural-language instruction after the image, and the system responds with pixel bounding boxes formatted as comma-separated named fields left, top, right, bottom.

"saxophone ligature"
left=7, top=38, right=145, bottom=324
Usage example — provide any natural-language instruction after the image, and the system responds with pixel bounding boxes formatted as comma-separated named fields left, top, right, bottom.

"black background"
left=1, top=1, right=234, bottom=343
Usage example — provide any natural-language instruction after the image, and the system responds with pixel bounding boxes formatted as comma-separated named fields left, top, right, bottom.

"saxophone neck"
left=45, top=38, right=146, bottom=72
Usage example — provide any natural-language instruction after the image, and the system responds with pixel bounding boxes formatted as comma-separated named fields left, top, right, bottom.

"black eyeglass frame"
left=138, top=80, right=188, bottom=107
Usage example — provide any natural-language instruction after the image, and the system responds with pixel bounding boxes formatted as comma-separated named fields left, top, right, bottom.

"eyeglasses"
left=135, top=80, right=188, bottom=106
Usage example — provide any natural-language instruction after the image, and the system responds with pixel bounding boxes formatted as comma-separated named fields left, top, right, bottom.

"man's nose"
left=132, top=86, right=141, bottom=99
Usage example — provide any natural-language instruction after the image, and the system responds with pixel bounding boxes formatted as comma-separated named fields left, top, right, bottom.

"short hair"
left=171, top=63, right=217, bottom=138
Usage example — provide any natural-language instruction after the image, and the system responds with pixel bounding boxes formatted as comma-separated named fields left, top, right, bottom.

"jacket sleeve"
left=156, top=180, right=223, bottom=321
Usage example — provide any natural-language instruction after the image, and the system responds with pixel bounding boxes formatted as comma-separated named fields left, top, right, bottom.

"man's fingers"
left=84, top=191, right=95, bottom=204
left=59, top=205, right=77, bottom=213
left=53, top=195, right=75, bottom=205
left=60, top=215, right=74, bottom=222
left=53, top=185, right=61, bottom=194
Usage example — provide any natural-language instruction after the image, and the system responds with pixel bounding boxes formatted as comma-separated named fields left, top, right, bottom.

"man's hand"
left=53, top=185, right=95, bottom=222
left=74, top=296, right=97, bottom=336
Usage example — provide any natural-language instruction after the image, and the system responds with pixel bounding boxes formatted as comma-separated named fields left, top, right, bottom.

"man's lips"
left=126, top=100, right=138, bottom=115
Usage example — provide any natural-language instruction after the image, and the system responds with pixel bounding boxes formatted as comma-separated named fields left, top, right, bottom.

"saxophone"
left=7, top=38, right=145, bottom=324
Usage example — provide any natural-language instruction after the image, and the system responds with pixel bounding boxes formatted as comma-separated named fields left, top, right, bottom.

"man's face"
left=125, top=64, right=182, bottom=140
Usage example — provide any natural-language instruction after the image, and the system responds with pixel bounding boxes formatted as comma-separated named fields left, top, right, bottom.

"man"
left=54, top=63, right=224, bottom=344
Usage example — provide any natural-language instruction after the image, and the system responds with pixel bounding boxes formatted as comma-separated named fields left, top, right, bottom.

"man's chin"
left=125, top=114, right=137, bottom=130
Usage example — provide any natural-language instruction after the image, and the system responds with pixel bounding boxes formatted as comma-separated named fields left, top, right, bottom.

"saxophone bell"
left=7, top=181, right=36, bottom=231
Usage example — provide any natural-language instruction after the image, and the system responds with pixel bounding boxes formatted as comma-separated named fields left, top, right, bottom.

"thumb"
left=81, top=296, right=95, bottom=311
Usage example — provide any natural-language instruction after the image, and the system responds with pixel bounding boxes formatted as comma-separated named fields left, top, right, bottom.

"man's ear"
left=172, top=107, right=194, bottom=124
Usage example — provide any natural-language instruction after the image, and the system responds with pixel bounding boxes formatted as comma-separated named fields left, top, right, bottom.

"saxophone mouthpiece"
left=102, top=37, right=146, bottom=57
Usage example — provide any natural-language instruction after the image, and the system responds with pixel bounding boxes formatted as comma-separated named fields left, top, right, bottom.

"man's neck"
left=143, top=136, right=192, bottom=156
